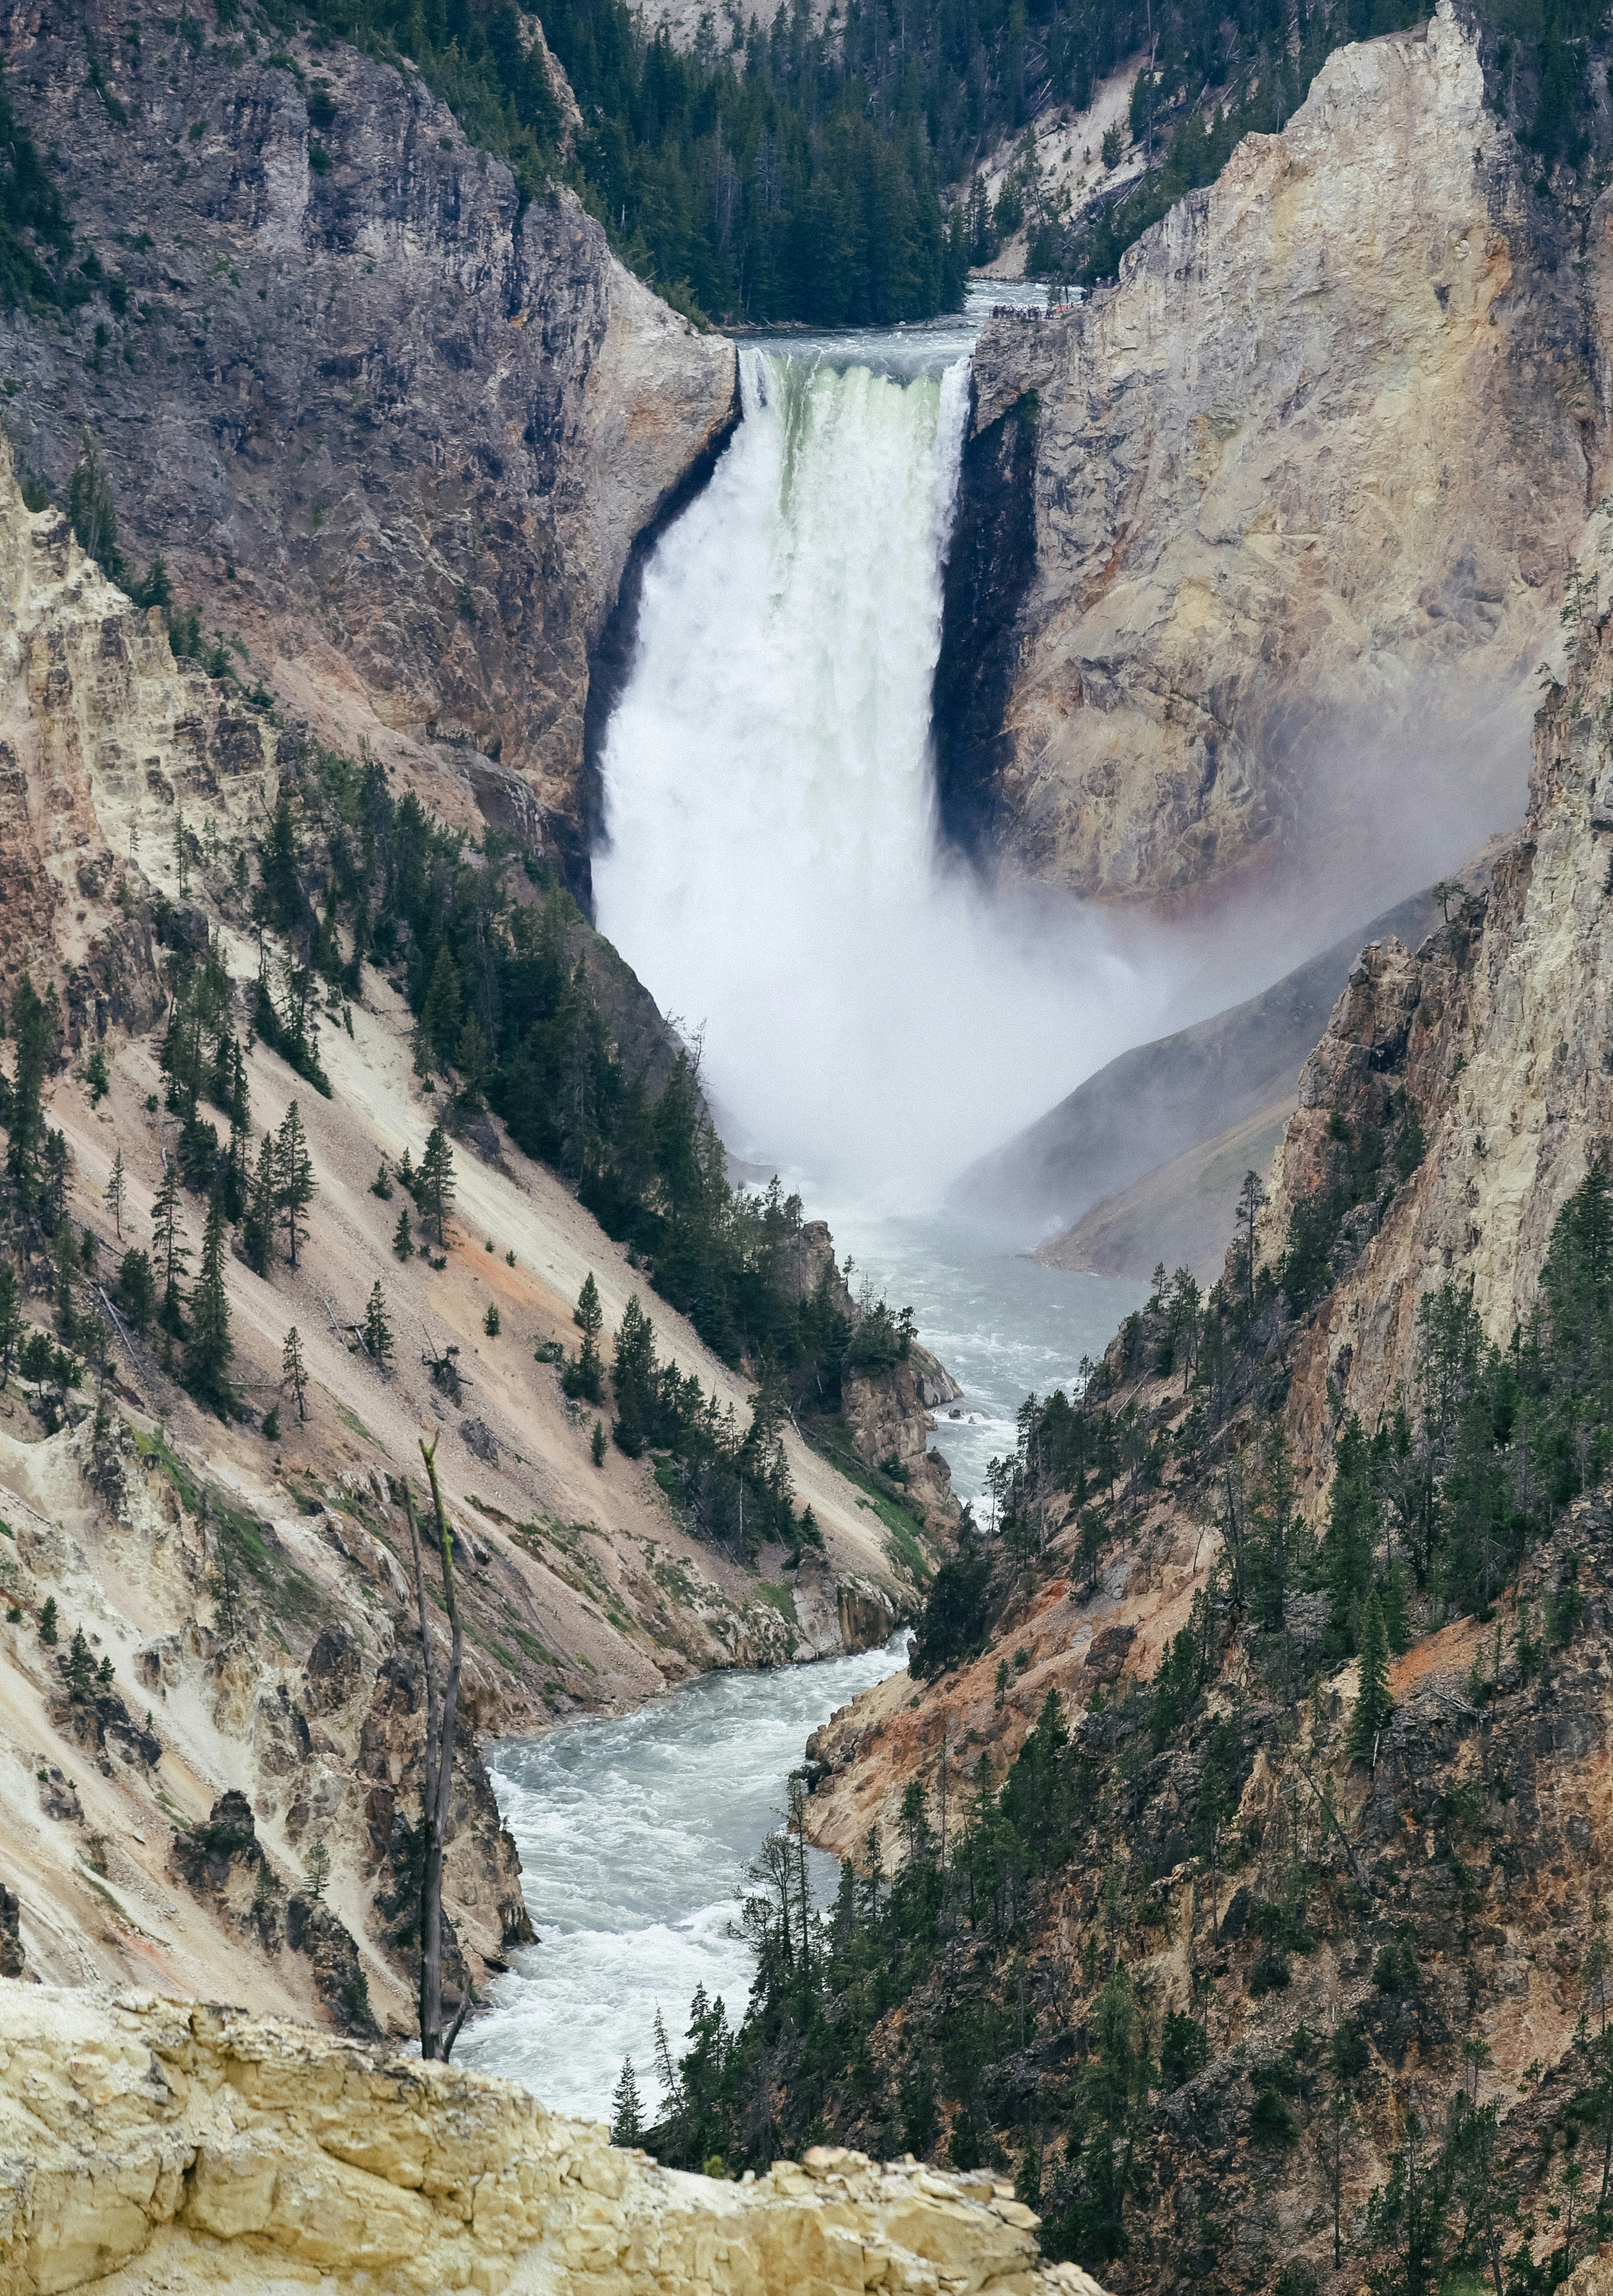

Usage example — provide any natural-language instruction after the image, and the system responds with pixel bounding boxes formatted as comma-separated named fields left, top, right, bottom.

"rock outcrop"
left=840, top=1348, right=961, bottom=1525
left=0, top=0, right=736, bottom=892
left=939, top=3, right=1606, bottom=915
left=0, top=437, right=289, bottom=991
left=0, top=1984, right=1107, bottom=2296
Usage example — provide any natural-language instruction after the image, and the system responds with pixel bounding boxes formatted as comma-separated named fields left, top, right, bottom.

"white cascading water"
left=593, top=345, right=1145, bottom=1205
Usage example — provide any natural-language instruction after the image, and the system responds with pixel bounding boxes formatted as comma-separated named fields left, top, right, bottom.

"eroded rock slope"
left=787, top=610, right=1613, bottom=2292
left=0, top=436, right=940, bottom=2029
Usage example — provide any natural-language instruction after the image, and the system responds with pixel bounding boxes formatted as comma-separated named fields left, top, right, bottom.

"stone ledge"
left=0, top=1984, right=1110, bottom=2296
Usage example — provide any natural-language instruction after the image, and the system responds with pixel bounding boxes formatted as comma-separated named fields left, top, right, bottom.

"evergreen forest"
left=1, top=0, right=1606, bottom=323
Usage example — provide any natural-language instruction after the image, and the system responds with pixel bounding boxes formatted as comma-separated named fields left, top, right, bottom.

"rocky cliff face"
left=1264, top=596, right=1613, bottom=1489
left=788, top=623, right=1613, bottom=2290
left=940, top=3, right=1608, bottom=917
left=0, top=1985, right=1107, bottom=2296
left=0, top=0, right=735, bottom=893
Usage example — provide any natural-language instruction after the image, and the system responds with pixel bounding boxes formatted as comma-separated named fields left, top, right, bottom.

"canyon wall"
left=1264, top=598, right=1613, bottom=1487
left=787, top=613, right=1613, bottom=2291
left=0, top=0, right=736, bottom=894
left=941, top=2, right=1610, bottom=920
left=0, top=1985, right=1107, bottom=2296
left=0, top=435, right=928, bottom=2026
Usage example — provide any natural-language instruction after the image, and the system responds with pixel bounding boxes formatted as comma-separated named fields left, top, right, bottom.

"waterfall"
left=592, top=343, right=1144, bottom=1206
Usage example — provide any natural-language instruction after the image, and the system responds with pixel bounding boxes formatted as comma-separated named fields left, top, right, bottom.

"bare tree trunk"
left=403, top=1435, right=468, bottom=2060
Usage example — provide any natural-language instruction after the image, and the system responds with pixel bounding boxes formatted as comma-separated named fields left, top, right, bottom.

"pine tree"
left=4, top=970, right=52, bottom=1208
left=104, top=1146, right=127, bottom=1240
left=564, top=1272, right=606, bottom=1404
left=370, top=1159, right=393, bottom=1199
left=51, top=1222, right=78, bottom=1340
left=209, top=1532, right=243, bottom=1638
left=1382, top=1557, right=1413, bottom=1654
left=305, top=1836, right=330, bottom=1904
left=243, top=1132, right=276, bottom=1275
left=652, top=2006, right=681, bottom=2121
left=0, top=1259, right=21, bottom=1385
left=455, top=1013, right=489, bottom=1108
left=363, top=1281, right=394, bottom=1368
left=41, top=1128, right=70, bottom=1227
left=420, top=1125, right=455, bottom=1248
left=611, top=1295, right=656, bottom=1456
left=275, top=1100, right=316, bottom=1268
left=59, top=1625, right=95, bottom=1701
left=151, top=1160, right=189, bottom=1334
left=183, top=1186, right=235, bottom=1416
left=259, top=792, right=302, bottom=931
left=610, top=2056, right=645, bottom=2147
left=393, top=1205, right=415, bottom=1261
left=421, top=944, right=462, bottom=1067
left=116, top=1247, right=154, bottom=1330
left=37, top=1595, right=58, bottom=1645
left=282, top=1325, right=309, bottom=1422
left=1347, top=1590, right=1394, bottom=1765
left=67, top=433, right=121, bottom=579
left=483, top=1302, right=500, bottom=1338
left=591, top=1417, right=606, bottom=1467
left=224, top=1098, right=251, bottom=1224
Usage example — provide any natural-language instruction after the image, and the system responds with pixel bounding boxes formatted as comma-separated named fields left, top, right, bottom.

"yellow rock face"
left=0, top=1985, right=1111, bottom=2296
left=961, top=3, right=1609, bottom=910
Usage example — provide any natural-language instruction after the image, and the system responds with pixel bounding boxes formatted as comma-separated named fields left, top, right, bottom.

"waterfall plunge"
left=593, top=347, right=1144, bottom=1207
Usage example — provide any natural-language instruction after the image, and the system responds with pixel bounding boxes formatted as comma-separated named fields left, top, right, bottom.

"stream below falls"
left=458, top=1636, right=908, bottom=2119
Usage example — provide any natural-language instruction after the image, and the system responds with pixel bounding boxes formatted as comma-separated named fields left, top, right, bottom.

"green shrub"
left=1371, top=1940, right=1417, bottom=1995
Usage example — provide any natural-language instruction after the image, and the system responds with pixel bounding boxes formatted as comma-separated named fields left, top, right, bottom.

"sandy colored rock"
left=0, top=1985, right=1110, bottom=2296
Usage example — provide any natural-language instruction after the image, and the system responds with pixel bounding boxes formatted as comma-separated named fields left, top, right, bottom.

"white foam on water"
left=459, top=1637, right=907, bottom=2119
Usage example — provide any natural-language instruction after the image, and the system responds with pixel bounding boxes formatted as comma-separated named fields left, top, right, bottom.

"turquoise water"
left=823, top=1209, right=1144, bottom=1505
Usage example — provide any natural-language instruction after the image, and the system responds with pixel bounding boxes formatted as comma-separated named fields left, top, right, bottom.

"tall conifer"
left=420, top=1126, right=455, bottom=1248
left=275, top=1100, right=315, bottom=1268
left=183, top=1186, right=235, bottom=1416
left=1347, top=1590, right=1394, bottom=1765
left=152, top=1161, right=189, bottom=1334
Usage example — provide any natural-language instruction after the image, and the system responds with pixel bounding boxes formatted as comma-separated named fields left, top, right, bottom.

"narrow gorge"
left=4, top=0, right=1613, bottom=2292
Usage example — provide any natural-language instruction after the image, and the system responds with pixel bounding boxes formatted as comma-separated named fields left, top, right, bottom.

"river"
left=457, top=1635, right=908, bottom=2118
left=462, top=286, right=1152, bottom=2122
